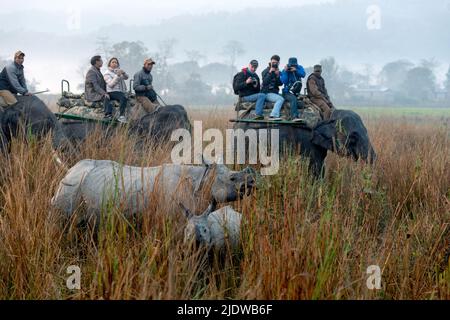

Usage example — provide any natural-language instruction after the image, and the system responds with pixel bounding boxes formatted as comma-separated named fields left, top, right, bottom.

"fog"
left=0, top=0, right=449, bottom=106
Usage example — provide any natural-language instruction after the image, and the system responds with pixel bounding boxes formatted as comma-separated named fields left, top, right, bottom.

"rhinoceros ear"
left=179, top=202, right=193, bottom=220
left=311, top=120, right=337, bottom=151
left=200, top=200, right=216, bottom=218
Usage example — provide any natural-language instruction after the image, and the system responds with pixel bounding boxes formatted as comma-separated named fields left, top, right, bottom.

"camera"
left=251, top=77, right=258, bottom=87
left=271, top=62, right=279, bottom=69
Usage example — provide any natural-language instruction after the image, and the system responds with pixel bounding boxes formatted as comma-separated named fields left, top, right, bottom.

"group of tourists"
left=85, top=55, right=160, bottom=123
left=0, top=50, right=335, bottom=122
left=0, top=51, right=161, bottom=124
left=233, top=55, right=334, bottom=121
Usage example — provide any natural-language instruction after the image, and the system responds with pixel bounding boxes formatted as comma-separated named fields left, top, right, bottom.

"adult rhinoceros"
left=0, top=95, right=71, bottom=151
left=51, top=159, right=256, bottom=224
left=234, top=109, right=376, bottom=177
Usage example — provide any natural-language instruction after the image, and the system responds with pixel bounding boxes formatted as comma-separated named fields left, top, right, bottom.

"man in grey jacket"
left=85, top=55, right=114, bottom=119
left=0, top=51, right=31, bottom=106
left=133, top=58, right=159, bottom=113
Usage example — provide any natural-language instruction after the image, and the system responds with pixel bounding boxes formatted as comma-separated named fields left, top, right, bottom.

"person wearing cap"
left=306, top=65, right=334, bottom=120
left=133, top=58, right=159, bottom=113
left=232, top=59, right=266, bottom=120
left=0, top=51, right=31, bottom=106
left=85, top=55, right=114, bottom=119
left=261, top=55, right=285, bottom=121
left=104, top=57, right=129, bottom=123
left=280, top=57, right=306, bottom=122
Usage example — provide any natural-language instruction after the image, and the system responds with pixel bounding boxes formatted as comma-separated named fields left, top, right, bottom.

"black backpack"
left=233, top=69, right=247, bottom=95
left=289, top=80, right=303, bottom=96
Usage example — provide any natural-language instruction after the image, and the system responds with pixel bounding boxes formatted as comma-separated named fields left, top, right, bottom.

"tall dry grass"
left=0, top=110, right=448, bottom=300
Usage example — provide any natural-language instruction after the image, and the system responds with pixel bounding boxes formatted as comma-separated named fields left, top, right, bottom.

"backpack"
left=289, top=80, right=303, bottom=96
left=233, top=69, right=248, bottom=95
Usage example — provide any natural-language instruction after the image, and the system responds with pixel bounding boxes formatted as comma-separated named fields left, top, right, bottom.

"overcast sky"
left=0, top=0, right=335, bottom=24
left=1, top=0, right=448, bottom=93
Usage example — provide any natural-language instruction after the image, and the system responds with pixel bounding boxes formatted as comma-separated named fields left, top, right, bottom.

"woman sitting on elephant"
left=103, top=57, right=129, bottom=123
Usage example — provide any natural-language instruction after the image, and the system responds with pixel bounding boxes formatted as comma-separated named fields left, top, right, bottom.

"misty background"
left=1, top=0, right=449, bottom=106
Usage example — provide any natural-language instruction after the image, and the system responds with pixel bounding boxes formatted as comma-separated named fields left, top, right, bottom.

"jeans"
left=105, top=91, right=128, bottom=116
left=241, top=93, right=267, bottom=116
left=266, top=93, right=285, bottom=117
left=283, top=92, right=304, bottom=118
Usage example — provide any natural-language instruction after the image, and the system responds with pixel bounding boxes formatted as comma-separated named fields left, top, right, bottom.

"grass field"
left=0, top=106, right=448, bottom=299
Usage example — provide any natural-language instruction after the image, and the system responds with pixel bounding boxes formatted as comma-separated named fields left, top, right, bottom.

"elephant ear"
left=311, top=120, right=337, bottom=151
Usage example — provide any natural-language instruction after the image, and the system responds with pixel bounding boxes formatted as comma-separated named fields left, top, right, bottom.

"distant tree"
left=199, top=62, right=237, bottom=86
left=379, top=60, right=414, bottom=91
left=420, top=58, right=439, bottom=72
left=109, top=41, right=149, bottom=75
left=318, top=57, right=349, bottom=100
left=339, top=68, right=366, bottom=87
left=154, top=38, right=178, bottom=94
left=221, top=40, right=245, bottom=81
left=177, top=73, right=211, bottom=105
left=445, top=66, right=450, bottom=91
left=362, top=63, right=375, bottom=86
left=402, top=66, right=436, bottom=101
left=444, top=66, right=450, bottom=102
left=319, top=57, right=339, bottom=82
left=96, top=36, right=112, bottom=59
left=185, top=50, right=206, bottom=65
left=168, top=61, right=200, bottom=84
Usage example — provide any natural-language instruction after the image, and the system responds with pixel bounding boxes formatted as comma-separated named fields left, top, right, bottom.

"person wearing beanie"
left=306, top=64, right=334, bottom=120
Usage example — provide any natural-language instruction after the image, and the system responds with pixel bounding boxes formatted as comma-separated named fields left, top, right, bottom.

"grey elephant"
left=59, top=104, right=191, bottom=146
left=0, top=95, right=71, bottom=151
left=233, top=109, right=376, bottom=177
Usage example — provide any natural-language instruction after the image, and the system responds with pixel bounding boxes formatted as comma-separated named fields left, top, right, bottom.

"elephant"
left=233, top=109, right=377, bottom=177
left=59, top=104, right=191, bottom=146
left=0, top=95, right=71, bottom=151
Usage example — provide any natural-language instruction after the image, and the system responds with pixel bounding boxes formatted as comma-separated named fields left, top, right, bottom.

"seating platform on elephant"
left=233, top=94, right=323, bottom=129
left=56, top=89, right=139, bottom=124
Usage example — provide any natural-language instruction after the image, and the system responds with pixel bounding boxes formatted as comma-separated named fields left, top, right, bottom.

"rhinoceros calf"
left=51, top=159, right=255, bottom=221
left=181, top=203, right=242, bottom=250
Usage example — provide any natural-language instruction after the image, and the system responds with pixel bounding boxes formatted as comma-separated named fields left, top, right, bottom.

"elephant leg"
left=308, top=146, right=327, bottom=179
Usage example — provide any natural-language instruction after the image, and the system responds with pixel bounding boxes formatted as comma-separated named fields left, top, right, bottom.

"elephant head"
left=0, top=95, right=72, bottom=152
left=311, top=109, right=376, bottom=163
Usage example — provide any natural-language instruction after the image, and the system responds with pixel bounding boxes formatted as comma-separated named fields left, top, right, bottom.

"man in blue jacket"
left=0, top=51, right=31, bottom=106
left=280, top=57, right=306, bottom=122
